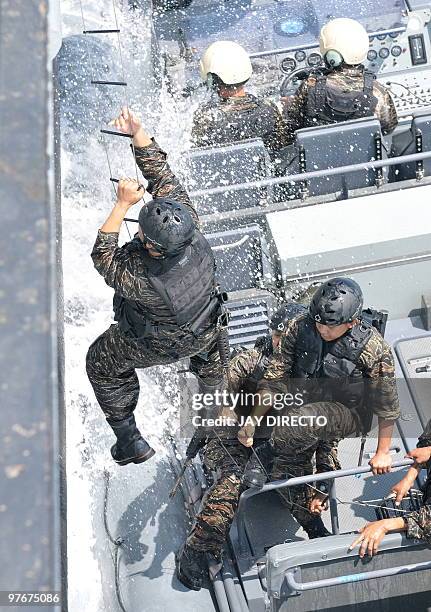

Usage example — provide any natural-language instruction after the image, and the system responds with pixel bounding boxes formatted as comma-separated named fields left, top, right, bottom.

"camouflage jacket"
left=191, top=92, right=289, bottom=153
left=406, top=418, right=431, bottom=544
left=91, top=140, right=199, bottom=320
left=226, top=346, right=339, bottom=470
left=406, top=500, right=431, bottom=545
left=284, top=65, right=398, bottom=141
left=228, top=347, right=263, bottom=396
left=257, top=314, right=400, bottom=421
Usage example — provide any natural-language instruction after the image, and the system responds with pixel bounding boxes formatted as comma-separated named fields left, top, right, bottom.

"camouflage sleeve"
left=228, top=348, right=260, bottom=394
left=283, top=78, right=311, bottom=143
left=257, top=317, right=299, bottom=396
left=360, top=332, right=401, bottom=420
left=191, top=104, right=215, bottom=148
left=315, top=439, right=341, bottom=474
left=91, top=232, right=153, bottom=300
left=134, top=140, right=199, bottom=224
left=261, top=100, right=289, bottom=151
left=406, top=505, right=431, bottom=545
left=373, top=82, right=398, bottom=135
left=417, top=419, right=431, bottom=448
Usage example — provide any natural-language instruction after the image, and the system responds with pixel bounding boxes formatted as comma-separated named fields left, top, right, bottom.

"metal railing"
left=236, top=459, right=414, bottom=556
left=285, top=559, right=431, bottom=594
left=189, top=149, right=431, bottom=199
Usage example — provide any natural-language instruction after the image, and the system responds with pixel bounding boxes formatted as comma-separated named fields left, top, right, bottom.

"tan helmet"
left=199, top=40, right=253, bottom=85
left=319, top=18, right=370, bottom=66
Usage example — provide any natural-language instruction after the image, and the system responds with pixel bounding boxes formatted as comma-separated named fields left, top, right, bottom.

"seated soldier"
left=240, top=278, right=401, bottom=538
left=283, top=18, right=398, bottom=142
left=350, top=419, right=431, bottom=557
left=191, top=40, right=287, bottom=156
left=175, top=305, right=339, bottom=591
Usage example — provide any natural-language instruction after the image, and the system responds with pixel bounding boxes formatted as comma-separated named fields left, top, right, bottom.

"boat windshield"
left=155, top=0, right=407, bottom=54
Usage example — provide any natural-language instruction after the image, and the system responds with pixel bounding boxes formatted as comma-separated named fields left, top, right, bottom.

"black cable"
left=103, top=469, right=128, bottom=612
left=113, top=547, right=127, bottom=612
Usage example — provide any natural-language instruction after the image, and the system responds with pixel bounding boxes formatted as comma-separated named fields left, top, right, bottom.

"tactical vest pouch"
left=309, top=71, right=378, bottom=124
left=113, top=293, right=124, bottom=322
left=186, top=292, right=222, bottom=335
left=322, top=355, right=356, bottom=378
left=113, top=293, right=141, bottom=337
left=361, top=307, right=388, bottom=337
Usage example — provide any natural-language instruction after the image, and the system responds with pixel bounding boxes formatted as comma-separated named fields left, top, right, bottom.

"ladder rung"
left=110, top=179, right=144, bottom=192
left=101, top=129, right=133, bottom=138
left=91, top=80, right=127, bottom=86
left=83, top=29, right=121, bottom=34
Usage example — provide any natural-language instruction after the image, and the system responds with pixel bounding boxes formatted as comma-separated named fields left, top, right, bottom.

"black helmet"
left=138, top=198, right=195, bottom=257
left=270, top=302, right=307, bottom=332
left=309, top=278, right=363, bottom=325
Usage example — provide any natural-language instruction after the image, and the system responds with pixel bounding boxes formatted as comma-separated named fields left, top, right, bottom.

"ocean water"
left=59, top=1, right=198, bottom=608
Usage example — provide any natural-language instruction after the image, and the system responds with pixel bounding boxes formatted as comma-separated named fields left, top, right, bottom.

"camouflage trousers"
left=86, top=323, right=222, bottom=421
left=271, top=401, right=361, bottom=527
left=186, top=437, right=250, bottom=555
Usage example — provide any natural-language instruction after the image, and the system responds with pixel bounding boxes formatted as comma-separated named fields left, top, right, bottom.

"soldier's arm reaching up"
left=111, top=107, right=199, bottom=225
left=91, top=180, right=155, bottom=300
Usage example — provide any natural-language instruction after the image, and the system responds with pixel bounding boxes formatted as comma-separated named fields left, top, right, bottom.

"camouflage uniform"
left=185, top=348, right=258, bottom=555
left=191, top=93, right=288, bottom=155
left=86, top=140, right=222, bottom=421
left=258, top=314, right=400, bottom=527
left=406, top=419, right=431, bottom=545
left=186, top=345, right=340, bottom=553
left=284, top=65, right=398, bottom=142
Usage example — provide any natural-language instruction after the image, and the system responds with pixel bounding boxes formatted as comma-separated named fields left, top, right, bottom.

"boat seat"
left=284, top=117, right=387, bottom=198
left=390, top=107, right=431, bottom=181
left=206, top=224, right=269, bottom=293
left=183, top=138, right=273, bottom=215
left=266, top=533, right=430, bottom=611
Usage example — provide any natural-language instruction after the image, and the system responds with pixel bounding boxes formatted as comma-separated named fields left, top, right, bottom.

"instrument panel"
left=251, top=8, right=431, bottom=115
left=270, top=26, right=430, bottom=79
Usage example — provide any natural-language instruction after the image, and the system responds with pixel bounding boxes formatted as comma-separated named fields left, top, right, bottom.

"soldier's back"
left=191, top=93, right=286, bottom=152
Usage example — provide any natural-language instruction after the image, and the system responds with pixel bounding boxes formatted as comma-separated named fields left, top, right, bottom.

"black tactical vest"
left=114, top=231, right=218, bottom=339
left=306, top=70, right=378, bottom=125
left=292, top=315, right=374, bottom=413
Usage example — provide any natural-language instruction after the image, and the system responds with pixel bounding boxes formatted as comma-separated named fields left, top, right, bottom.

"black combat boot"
left=302, top=517, right=332, bottom=539
left=175, top=543, right=207, bottom=591
left=106, top=415, right=155, bottom=466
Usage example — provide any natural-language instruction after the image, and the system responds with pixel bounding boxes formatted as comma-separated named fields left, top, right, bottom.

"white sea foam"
left=59, top=2, right=198, bottom=609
